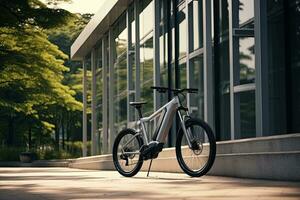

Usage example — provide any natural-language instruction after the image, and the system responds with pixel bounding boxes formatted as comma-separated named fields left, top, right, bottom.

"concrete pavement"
left=0, top=167, right=299, bottom=200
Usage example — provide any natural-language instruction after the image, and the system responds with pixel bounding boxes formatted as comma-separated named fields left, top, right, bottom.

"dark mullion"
left=174, top=0, right=180, bottom=89
left=283, top=0, right=292, bottom=132
left=213, top=0, right=221, bottom=141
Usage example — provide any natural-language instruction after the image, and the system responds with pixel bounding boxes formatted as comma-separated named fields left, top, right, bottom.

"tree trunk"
left=62, top=120, right=65, bottom=150
left=7, top=117, right=14, bottom=146
left=28, top=126, right=32, bottom=150
left=55, top=124, right=59, bottom=151
left=66, top=117, right=70, bottom=151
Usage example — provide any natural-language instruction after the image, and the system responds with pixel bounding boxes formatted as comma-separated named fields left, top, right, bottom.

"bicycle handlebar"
left=151, top=86, right=198, bottom=94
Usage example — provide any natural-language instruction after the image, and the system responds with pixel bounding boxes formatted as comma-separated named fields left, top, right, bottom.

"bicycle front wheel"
left=112, top=128, right=144, bottom=177
left=176, top=118, right=216, bottom=177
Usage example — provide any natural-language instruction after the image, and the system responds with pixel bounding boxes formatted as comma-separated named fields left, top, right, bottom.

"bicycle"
left=112, top=86, right=216, bottom=177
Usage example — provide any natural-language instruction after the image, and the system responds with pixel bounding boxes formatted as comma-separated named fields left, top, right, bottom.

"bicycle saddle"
left=129, top=101, right=147, bottom=108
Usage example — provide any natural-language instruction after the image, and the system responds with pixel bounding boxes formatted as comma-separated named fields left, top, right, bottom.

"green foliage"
left=0, top=27, right=81, bottom=115
left=0, top=0, right=90, bottom=159
left=64, top=140, right=92, bottom=158
left=0, top=0, right=74, bottom=29
left=0, top=146, right=81, bottom=161
left=39, top=149, right=73, bottom=160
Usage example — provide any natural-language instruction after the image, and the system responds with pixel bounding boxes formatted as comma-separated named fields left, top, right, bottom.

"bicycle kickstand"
left=147, top=159, right=153, bottom=177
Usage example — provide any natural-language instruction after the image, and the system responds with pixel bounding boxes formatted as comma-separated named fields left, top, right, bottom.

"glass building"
left=71, top=0, right=300, bottom=156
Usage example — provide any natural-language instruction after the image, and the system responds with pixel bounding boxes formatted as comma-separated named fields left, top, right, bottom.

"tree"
left=0, top=0, right=82, bottom=153
left=45, top=13, right=92, bottom=151
left=0, top=0, right=73, bottom=28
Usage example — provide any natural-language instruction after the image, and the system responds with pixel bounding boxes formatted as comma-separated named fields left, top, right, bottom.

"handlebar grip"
left=151, top=86, right=168, bottom=93
left=187, top=88, right=198, bottom=93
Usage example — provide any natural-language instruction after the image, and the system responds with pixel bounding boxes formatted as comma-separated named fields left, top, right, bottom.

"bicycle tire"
left=112, top=128, right=144, bottom=177
left=176, top=118, right=216, bottom=177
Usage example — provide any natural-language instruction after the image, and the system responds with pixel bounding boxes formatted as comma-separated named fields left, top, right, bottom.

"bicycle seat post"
left=129, top=102, right=147, bottom=119
left=136, top=105, right=143, bottom=119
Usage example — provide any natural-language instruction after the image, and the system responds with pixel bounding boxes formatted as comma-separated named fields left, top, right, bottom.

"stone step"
left=69, top=133, right=300, bottom=181
left=216, top=133, right=300, bottom=154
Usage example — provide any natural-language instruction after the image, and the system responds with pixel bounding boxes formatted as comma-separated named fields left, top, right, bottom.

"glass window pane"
left=284, top=0, right=300, bottom=133
left=129, top=4, right=136, bottom=46
left=239, top=37, right=255, bottom=84
left=114, top=56, right=127, bottom=132
left=179, top=62, right=187, bottom=89
left=267, top=0, right=300, bottom=135
left=105, top=36, right=110, bottom=138
left=140, top=34, right=154, bottom=116
left=113, top=17, right=128, bottom=132
left=239, top=90, right=256, bottom=139
left=178, top=7, right=187, bottom=58
left=190, top=0, right=203, bottom=51
left=139, top=0, right=154, bottom=39
left=96, top=46, right=103, bottom=153
left=215, top=0, right=231, bottom=141
left=115, top=29, right=127, bottom=57
left=159, top=1, right=169, bottom=105
left=239, top=0, right=254, bottom=26
left=96, top=46, right=103, bottom=128
left=267, top=0, right=286, bottom=136
left=189, top=57, right=204, bottom=119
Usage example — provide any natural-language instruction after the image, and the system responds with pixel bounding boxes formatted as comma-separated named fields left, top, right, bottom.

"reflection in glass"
left=129, top=4, right=136, bottom=46
left=286, top=0, right=300, bottom=133
left=139, top=0, right=154, bottom=39
left=179, top=62, right=187, bottom=89
left=267, top=0, right=300, bottom=134
left=239, top=90, right=256, bottom=138
left=267, top=0, right=286, bottom=136
left=239, top=37, right=255, bottom=84
left=189, top=57, right=204, bottom=119
left=114, top=55, right=128, bottom=132
left=140, top=34, right=154, bottom=116
left=95, top=46, right=103, bottom=127
left=214, top=0, right=231, bottom=141
left=95, top=46, right=103, bottom=153
left=178, top=7, right=187, bottom=58
left=105, top=37, right=110, bottom=141
left=128, top=53, right=136, bottom=122
left=190, top=0, right=203, bottom=51
left=113, top=16, right=128, bottom=132
left=239, top=0, right=254, bottom=26
left=95, top=45, right=102, bottom=75
left=115, top=28, right=127, bottom=56
left=159, top=0, right=169, bottom=105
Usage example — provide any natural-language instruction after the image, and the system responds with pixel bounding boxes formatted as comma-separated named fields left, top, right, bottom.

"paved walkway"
left=0, top=167, right=299, bottom=200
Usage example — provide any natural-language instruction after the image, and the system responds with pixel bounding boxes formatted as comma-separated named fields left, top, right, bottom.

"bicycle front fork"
left=177, top=110, right=193, bottom=149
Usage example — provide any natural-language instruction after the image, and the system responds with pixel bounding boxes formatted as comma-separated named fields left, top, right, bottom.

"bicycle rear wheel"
left=176, top=118, right=216, bottom=177
left=112, top=128, right=144, bottom=177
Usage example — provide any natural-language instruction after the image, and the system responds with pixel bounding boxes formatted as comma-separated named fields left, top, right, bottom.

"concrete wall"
left=69, top=133, right=300, bottom=181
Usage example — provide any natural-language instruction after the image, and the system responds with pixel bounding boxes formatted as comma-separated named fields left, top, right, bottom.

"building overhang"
left=70, top=0, right=133, bottom=61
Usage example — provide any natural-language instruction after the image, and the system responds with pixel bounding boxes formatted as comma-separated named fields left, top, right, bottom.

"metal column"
left=82, top=60, right=87, bottom=157
left=102, top=38, right=108, bottom=154
left=186, top=0, right=192, bottom=109
left=91, top=48, right=97, bottom=155
left=203, top=0, right=214, bottom=130
left=126, top=9, right=132, bottom=124
left=229, top=0, right=240, bottom=139
left=108, top=29, right=115, bottom=152
left=153, top=0, right=160, bottom=111
left=134, top=0, right=141, bottom=102
left=254, top=0, right=269, bottom=137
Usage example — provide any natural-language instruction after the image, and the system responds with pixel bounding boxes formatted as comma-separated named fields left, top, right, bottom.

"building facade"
left=71, top=0, right=300, bottom=172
